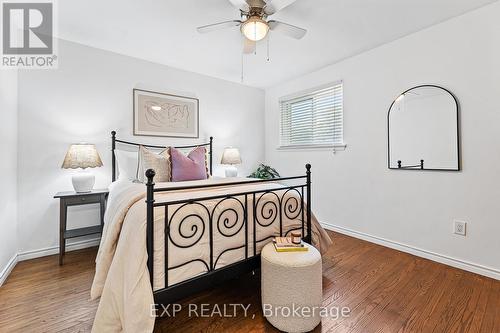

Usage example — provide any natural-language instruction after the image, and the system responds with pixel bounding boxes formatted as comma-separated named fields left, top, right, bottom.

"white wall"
left=0, top=69, right=18, bottom=284
left=17, top=39, right=265, bottom=254
left=265, top=3, right=500, bottom=277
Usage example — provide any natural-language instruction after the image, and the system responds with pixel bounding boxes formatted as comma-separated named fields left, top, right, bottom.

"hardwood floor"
left=0, top=231, right=498, bottom=332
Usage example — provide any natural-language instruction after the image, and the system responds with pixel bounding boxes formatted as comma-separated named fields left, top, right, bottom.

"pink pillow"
left=170, top=146, right=208, bottom=181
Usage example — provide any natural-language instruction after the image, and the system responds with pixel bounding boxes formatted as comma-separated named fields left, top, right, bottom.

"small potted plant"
left=248, top=163, right=281, bottom=179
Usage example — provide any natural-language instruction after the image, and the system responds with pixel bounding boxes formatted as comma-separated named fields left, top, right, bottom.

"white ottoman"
left=261, top=242, right=322, bottom=332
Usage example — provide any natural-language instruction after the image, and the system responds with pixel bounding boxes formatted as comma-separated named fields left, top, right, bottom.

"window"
left=279, top=82, right=344, bottom=149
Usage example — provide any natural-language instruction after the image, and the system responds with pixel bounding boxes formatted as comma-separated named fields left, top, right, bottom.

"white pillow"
left=114, top=150, right=139, bottom=181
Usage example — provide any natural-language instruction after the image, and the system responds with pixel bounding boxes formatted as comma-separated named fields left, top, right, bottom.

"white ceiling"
left=57, top=0, right=497, bottom=88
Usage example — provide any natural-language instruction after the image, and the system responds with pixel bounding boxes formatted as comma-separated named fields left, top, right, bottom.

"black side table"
left=54, top=189, right=109, bottom=265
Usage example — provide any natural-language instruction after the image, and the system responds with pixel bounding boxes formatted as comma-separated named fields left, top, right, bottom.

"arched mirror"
left=388, top=85, right=460, bottom=171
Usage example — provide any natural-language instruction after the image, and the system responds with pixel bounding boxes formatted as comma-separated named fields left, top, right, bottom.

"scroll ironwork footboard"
left=144, top=165, right=312, bottom=305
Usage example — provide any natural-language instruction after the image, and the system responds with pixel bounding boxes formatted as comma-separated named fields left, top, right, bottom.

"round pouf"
left=261, top=242, right=322, bottom=332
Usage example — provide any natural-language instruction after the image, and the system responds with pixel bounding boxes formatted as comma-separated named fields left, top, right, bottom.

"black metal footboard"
left=144, top=165, right=312, bottom=305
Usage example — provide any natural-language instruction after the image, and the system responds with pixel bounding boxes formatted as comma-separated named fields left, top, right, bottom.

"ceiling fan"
left=196, top=0, right=306, bottom=54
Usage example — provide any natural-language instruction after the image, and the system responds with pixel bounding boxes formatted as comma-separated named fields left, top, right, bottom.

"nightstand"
left=54, top=189, right=109, bottom=265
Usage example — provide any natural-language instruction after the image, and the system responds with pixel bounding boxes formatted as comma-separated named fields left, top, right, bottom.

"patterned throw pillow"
left=170, top=146, right=208, bottom=181
left=137, top=145, right=171, bottom=183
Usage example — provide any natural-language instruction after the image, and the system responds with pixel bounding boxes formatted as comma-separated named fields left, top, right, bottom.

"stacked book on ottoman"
left=273, top=232, right=308, bottom=252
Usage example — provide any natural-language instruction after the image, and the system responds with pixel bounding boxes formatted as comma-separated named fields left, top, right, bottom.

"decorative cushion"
left=137, top=145, right=171, bottom=183
left=114, top=149, right=139, bottom=181
left=176, top=146, right=210, bottom=176
left=171, top=146, right=208, bottom=181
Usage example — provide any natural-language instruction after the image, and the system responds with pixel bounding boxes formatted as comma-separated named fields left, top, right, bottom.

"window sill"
left=277, top=144, right=347, bottom=152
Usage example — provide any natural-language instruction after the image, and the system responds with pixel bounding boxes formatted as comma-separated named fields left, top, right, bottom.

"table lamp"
left=221, top=147, right=242, bottom=177
left=61, top=143, right=103, bottom=192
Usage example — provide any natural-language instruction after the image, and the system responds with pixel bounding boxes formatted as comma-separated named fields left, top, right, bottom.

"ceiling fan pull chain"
left=267, top=34, right=270, bottom=61
left=241, top=50, right=244, bottom=83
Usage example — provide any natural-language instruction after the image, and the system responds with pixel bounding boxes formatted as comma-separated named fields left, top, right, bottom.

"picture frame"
left=133, top=88, right=199, bottom=138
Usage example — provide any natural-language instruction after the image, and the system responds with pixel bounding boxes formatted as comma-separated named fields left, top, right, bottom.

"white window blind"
left=280, top=82, right=343, bottom=148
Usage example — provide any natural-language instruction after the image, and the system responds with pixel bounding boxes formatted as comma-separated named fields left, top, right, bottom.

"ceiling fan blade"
left=268, top=20, right=306, bottom=39
left=263, top=0, right=297, bottom=15
left=228, top=0, right=250, bottom=11
left=243, top=38, right=256, bottom=54
left=196, top=20, right=242, bottom=34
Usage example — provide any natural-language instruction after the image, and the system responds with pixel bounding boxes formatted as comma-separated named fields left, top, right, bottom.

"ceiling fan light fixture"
left=241, top=16, right=269, bottom=41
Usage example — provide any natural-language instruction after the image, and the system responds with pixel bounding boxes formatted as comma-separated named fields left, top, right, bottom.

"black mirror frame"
left=387, top=84, right=461, bottom=172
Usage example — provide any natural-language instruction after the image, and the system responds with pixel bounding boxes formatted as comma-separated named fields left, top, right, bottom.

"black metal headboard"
left=111, top=131, right=213, bottom=182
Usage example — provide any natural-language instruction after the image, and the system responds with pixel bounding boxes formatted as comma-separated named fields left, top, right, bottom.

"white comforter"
left=91, top=177, right=332, bottom=332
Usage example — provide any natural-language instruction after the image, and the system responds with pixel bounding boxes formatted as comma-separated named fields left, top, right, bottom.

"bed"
left=90, top=131, right=332, bottom=332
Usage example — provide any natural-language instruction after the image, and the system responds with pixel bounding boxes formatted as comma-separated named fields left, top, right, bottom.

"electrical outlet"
left=454, top=220, right=466, bottom=236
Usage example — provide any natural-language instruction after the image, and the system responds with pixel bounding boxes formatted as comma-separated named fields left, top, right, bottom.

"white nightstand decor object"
left=61, top=143, right=103, bottom=193
left=221, top=147, right=242, bottom=177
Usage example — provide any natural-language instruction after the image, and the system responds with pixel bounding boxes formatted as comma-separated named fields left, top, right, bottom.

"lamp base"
left=225, top=165, right=238, bottom=177
left=72, top=171, right=95, bottom=193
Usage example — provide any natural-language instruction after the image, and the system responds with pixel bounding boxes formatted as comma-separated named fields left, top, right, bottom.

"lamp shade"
left=61, top=144, right=103, bottom=169
left=221, top=147, right=242, bottom=165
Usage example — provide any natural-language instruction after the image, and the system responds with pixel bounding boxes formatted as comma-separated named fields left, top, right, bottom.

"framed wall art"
left=133, top=88, right=199, bottom=138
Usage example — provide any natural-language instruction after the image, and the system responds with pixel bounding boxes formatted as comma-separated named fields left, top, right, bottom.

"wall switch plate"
left=454, top=220, right=467, bottom=236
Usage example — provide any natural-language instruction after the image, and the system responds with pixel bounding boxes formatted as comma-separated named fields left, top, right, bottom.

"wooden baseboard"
left=322, top=222, right=500, bottom=280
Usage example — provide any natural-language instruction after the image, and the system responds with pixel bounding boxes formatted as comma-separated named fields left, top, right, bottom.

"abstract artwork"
left=133, top=89, right=199, bottom=138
